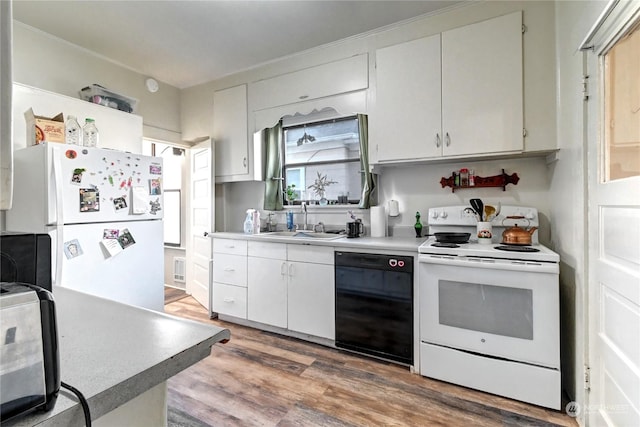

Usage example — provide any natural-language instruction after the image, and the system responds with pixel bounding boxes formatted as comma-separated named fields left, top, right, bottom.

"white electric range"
left=417, top=205, right=561, bottom=410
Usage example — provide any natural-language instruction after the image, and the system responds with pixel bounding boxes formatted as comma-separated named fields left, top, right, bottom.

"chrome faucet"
left=301, top=202, right=309, bottom=230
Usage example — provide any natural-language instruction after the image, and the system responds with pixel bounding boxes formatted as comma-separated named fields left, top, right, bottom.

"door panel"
left=585, top=7, right=640, bottom=425
left=187, top=139, right=213, bottom=312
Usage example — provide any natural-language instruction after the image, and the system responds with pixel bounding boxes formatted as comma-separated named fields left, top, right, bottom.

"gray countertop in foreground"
left=7, top=288, right=230, bottom=426
left=213, top=232, right=427, bottom=253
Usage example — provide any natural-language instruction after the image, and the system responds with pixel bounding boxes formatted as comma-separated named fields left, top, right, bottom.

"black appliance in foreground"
left=0, top=232, right=52, bottom=292
left=335, top=251, right=413, bottom=365
left=0, top=282, right=60, bottom=422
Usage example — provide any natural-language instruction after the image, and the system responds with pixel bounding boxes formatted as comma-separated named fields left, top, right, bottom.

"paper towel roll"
left=370, top=206, right=386, bottom=237
left=388, top=200, right=399, bottom=217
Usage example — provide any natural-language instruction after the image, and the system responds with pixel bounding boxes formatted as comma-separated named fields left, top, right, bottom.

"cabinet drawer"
left=213, top=253, right=247, bottom=287
left=213, top=283, right=247, bottom=319
left=250, top=54, right=368, bottom=111
left=213, top=238, right=247, bottom=256
left=248, top=241, right=286, bottom=259
left=288, top=245, right=334, bottom=264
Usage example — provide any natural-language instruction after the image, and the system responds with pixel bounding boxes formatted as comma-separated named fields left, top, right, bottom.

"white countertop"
left=7, top=287, right=230, bottom=426
left=213, top=231, right=427, bottom=253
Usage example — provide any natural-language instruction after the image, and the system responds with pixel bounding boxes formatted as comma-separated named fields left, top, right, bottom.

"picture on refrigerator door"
left=149, top=198, right=162, bottom=215
left=101, top=237, right=123, bottom=258
left=64, top=239, right=83, bottom=259
left=79, top=188, right=100, bottom=212
left=149, top=178, right=162, bottom=195
left=113, top=196, right=127, bottom=211
left=118, top=228, right=135, bottom=249
left=71, top=168, right=85, bottom=184
left=149, top=164, right=162, bottom=175
left=103, top=228, right=119, bottom=239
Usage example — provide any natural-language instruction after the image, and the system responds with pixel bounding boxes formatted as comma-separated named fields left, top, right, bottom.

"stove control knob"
left=430, top=211, right=439, bottom=219
left=525, top=212, right=535, bottom=220
left=440, top=210, right=448, bottom=219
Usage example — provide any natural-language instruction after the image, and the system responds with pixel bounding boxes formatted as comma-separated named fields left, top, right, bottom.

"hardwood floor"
left=165, top=286, right=188, bottom=304
left=165, top=296, right=578, bottom=427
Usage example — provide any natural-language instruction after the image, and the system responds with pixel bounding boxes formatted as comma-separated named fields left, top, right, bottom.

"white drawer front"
left=213, top=238, right=247, bottom=255
left=213, top=283, right=247, bottom=319
left=288, top=245, right=334, bottom=264
left=213, top=253, right=247, bottom=287
left=248, top=241, right=286, bottom=259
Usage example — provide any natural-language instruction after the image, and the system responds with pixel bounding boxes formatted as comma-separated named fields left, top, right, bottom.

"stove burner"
left=495, top=245, right=540, bottom=253
left=432, top=243, right=460, bottom=248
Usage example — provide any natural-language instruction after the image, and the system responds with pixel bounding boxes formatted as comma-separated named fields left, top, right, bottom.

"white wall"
left=552, top=0, right=609, bottom=422
left=12, top=22, right=183, bottom=144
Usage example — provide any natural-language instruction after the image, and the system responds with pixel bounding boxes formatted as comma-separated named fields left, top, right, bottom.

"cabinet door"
left=251, top=54, right=368, bottom=111
left=372, top=35, right=442, bottom=162
left=287, top=262, right=335, bottom=340
left=442, top=12, right=523, bottom=156
left=213, top=84, right=248, bottom=177
left=247, top=257, right=287, bottom=328
left=212, top=253, right=247, bottom=287
left=212, top=283, right=247, bottom=319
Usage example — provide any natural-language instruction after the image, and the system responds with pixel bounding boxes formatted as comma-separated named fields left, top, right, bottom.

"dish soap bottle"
left=244, top=209, right=255, bottom=234
left=414, top=211, right=423, bottom=238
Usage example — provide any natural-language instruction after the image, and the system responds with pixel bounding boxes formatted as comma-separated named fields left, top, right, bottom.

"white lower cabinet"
left=212, top=238, right=248, bottom=319
left=212, top=282, right=248, bottom=319
left=247, top=242, right=335, bottom=340
left=247, top=255, right=288, bottom=328
left=287, top=261, right=335, bottom=339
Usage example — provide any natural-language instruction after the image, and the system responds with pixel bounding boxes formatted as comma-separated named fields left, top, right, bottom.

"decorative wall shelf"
left=440, top=169, right=519, bottom=192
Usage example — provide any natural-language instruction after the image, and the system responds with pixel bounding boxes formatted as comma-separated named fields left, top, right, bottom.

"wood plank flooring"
left=165, top=296, right=578, bottom=427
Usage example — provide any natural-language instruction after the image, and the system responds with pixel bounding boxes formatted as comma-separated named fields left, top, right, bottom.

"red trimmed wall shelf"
left=440, top=169, right=519, bottom=193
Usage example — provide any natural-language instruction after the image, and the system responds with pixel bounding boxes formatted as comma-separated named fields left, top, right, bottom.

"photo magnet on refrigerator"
left=79, top=187, right=100, bottom=212
left=64, top=239, right=83, bottom=259
left=118, top=229, right=136, bottom=249
left=71, top=168, right=86, bottom=185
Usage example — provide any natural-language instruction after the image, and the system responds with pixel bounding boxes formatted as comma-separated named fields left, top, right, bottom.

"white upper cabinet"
left=250, top=54, right=368, bottom=112
left=371, top=11, right=524, bottom=164
left=441, top=11, right=523, bottom=157
left=372, top=35, right=442, bottom=162
left=212, top=84, right=249, bottom=180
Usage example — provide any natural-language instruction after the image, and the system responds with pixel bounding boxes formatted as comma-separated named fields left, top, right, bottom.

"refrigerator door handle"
left=51, top=145, right=64, bottom=287
left=51, top=145, right=64, bottom=227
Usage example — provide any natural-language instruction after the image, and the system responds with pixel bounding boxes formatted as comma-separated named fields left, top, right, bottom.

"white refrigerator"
left=6, top=143, right=165, bottom=311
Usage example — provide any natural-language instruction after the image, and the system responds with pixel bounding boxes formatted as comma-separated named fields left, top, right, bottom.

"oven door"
left=419, top=255, right=559, bottom=368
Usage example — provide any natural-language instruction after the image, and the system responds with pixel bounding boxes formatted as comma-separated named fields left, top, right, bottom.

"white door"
left=187, top=139, right=214, bottom=312
left=583, top=5, right=640, bottom=426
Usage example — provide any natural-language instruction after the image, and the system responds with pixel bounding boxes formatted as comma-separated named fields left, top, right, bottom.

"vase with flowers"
left=307, top=172, right=337, bottom=206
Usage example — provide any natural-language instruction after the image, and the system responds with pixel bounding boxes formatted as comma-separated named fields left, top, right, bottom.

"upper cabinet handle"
left=445, top=132, right=451, bottom=147
left=243, top=157, right=247, bottom=168
left=435, top=133, right=441, bottom=148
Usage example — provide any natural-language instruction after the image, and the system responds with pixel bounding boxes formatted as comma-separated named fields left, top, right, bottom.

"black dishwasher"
left=335, top=251, right=413, bottom=365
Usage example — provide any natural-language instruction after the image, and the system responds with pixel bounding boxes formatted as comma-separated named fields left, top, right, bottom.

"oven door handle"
left=419, top=255, right=558, bottom=274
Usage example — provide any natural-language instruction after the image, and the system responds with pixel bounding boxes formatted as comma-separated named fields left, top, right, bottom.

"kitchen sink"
left=257, top=231, right=344, bottom=240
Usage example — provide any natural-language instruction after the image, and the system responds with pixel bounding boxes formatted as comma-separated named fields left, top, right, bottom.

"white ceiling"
left=12, top=0, right=465, bottom=89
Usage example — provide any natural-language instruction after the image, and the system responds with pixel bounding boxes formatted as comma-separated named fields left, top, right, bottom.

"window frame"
left=281, top=115, right=361, bottom=205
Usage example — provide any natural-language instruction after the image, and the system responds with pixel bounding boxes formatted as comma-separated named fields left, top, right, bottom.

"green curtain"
left=263, top=120, right=284, bottom=211
left=358, top=114, right=375, bottom=209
